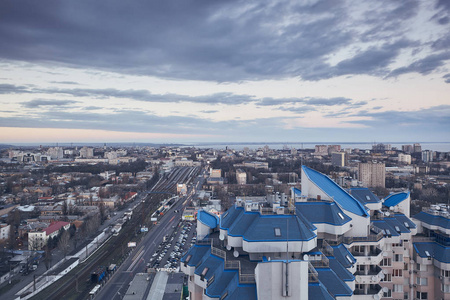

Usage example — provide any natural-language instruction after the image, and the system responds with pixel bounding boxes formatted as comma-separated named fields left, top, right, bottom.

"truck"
left=91, top=266, right=107, bottom=283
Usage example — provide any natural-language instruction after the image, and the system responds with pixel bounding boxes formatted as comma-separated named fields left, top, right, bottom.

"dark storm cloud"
left=21, top=99, right=78, bottom=108
left=0, top=0, right=442, bottom=82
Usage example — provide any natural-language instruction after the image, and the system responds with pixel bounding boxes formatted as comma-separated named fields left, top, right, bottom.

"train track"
left=30, top=166, right=199, bottom=300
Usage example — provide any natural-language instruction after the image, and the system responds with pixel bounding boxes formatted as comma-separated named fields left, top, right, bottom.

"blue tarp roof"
left=296, top=202, right=351, bottom=225
left=302, top=166, right=368, bottom=217
left=414, top=242, right=450, bottom=263
left=414, top=211, right=450, bottom=229
left=384, top=191, right=409, bottom=207
left=349, top=188, right=381, bottom=204
left=198, top=210, right=219, bottom=229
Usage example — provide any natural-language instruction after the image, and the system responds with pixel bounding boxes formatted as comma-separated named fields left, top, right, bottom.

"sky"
left=0, top=0, right=449, bottom=144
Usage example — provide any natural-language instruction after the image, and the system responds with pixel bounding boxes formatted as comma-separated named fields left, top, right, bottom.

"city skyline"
left=0, top=1, right=449, bottom=143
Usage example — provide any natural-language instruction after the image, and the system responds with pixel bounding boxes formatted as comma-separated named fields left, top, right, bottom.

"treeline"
left=36, top=159, right=148, bottom=175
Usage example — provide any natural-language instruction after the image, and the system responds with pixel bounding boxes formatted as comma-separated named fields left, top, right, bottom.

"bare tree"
left=58, top=230, right=70, bottom=259
left=99, top=202, right=107, bottom=225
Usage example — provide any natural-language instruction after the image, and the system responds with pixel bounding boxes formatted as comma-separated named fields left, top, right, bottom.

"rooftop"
left=383, top=191, right=410, bottom=207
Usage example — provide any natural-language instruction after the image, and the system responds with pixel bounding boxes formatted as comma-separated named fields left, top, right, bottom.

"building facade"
left=358, top=162, right=386, bottom=188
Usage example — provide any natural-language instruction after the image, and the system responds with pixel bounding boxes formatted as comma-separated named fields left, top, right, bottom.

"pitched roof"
left=383, top=191, right=409, bottom=207
left=302, top=166, right=368, bottom=217
left=296, top=202, right=351, bottom=225
left=414, top=242, right=450, bottom=263
left=316, top=268, right=353, bottom=297
left=308, top=283, right=334, bottom=300
left=44, top=221, right=69, bottom=235
left=348, top=188, right=381, bottom=204
left=331, top=245, right=356, bottom=268
left=413, top=211, right=450, bottom=229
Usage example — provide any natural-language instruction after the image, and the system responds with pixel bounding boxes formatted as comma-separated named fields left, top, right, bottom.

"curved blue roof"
left=384, top=191, right=409, bottom=207
left=292, top=187, right=302, bottom=196
left=302, top=166, right=368, bottom=217
left=198, top=210, right=219, bottom=229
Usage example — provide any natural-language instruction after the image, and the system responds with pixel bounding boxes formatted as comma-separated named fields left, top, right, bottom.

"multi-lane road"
left=96, top=166, right=205, bottom=299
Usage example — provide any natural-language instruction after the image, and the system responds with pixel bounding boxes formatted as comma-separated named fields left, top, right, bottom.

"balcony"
left=352, top=248, right=383, bottom=265
left=354, top=266, right=383, bottom=284
left=353, top=284, right=383, bottom=300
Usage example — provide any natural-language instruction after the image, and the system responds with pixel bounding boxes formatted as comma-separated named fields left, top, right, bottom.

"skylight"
left=395, top=226, right=400, bottom=232
left=201, top=267, right=209, bottom=276
left=425, top=251, right=431, bottom=257
left=346, top=255, right=353, bottom=264
left=365, top=195, right=371, bottom=201
left=274, top=227, right=281, bottom=237
left=404, top=222, right=410, bottom=228
left=386, top=229, right=391, bottom=235
left=337, top=212, right=344, bottom=220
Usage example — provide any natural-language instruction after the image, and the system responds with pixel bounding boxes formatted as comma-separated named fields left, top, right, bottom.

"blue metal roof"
left=393, top=213, right=417, bottom=229
left=383, top=191, right=410, bottom=207
left=414, top=242, right=450, bottom=263
left=243, top=214, right=316, bottom=242
left=349, top=188, right=381, bottom=204
left=372, top=220, right=400, bottom=236
left=296, top=202, right=351, bottom=225
left=384, top=217, right=410, bottom=233
left=328, top=257, right=355, bottom=282
left=292, top=187, right=302, bottom=196
left=205, top=270, right=237, bottom=298
left=220, top=204, right=317, bottom=242
left=198, top=210, right=219, bottom=229
left=316, top=268, right=353, bottom=297
left=194, top=255, right=224, bottom=280
left=331, top=245, right=356, bottom=268
left=414, top=211, right=450, bottom=229
left=181, top=245, right=211, bottom=267
left=302, top=166, right=368, bottom=217
left=308, top=283, right=334, bottom=300
left=227, top=285, right=257, bottom=300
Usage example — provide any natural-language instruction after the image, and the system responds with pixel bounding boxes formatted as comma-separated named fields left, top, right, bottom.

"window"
left=441, top=269, right=450, bottom=277
left=381, top=258, right=392, bottom=266
left=274, top=228, right=281, bottom=237
left=416, top=291, right=427, bottom=299
left=442, top=284, right=450, bottom=293
left=404, top=292, right=409, bottom=299
left=416, top=277, right=427, bottom=286
left=393, top=269, right=402, bottom=277
left=383, top=289, right=392, bottom=297
left=393, top=284, right=403, bottom=292
left=381, top=274, right=392, bottom=282
left=394, top=254, right=403, bottom=262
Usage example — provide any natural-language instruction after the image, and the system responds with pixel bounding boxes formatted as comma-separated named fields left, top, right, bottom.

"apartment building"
left=358, top=162, right=386, bottom=188
left=181, top=166, right=417, bottom=299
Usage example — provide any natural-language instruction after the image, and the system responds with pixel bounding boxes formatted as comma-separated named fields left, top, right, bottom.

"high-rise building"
left=331, top=152, right=346, bottom=167
left=402, top=145, right=413, bottom=154
left=421, top=150, right=433, bottom=163
left=47, top=147, right=64, bottom=160
left=79, top=146, right=94, bottom=158
left=413, top=143, right=422, bottom=153
left=235, top=169, right=247, bottom=185
left=181, top=166, right=416, bottom=300
left=358, top=162, right=385, bottom=188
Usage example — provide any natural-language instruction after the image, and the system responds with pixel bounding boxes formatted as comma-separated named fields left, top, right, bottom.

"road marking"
left=128, top=247, right=144, bottom=271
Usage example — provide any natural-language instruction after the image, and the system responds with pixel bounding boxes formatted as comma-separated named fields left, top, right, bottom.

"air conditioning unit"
left=413, top=284, right=417, bottom=287
left=439, top=276, right=443, bottom=279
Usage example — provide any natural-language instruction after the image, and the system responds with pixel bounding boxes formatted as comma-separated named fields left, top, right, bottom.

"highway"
left=95, top=166, right=205, bottom=299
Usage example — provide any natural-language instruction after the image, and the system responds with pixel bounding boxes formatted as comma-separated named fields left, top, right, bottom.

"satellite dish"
left=219, top=233, right=225, bottom=241
left=379, top=273, right=385, bottom=279
left=355, top=275, right=361, bottom=283
left=382, top=287, right=388, bottom=293
left=389, top=206, right=394, bottom=211
left=226, top=245, right=232, bottom=251
left=383, top=252, right=388, bottom=257
left=303, top=254, right=309, bottom=261
left=373, top=295, right=380, bottom=300
left=371, top=276, right=377, bottom=281
left=382, top=269, right=388, bottom=274
left=233, top=250, right=239, bottom=258
left=384, top=212, right=390, bottom=217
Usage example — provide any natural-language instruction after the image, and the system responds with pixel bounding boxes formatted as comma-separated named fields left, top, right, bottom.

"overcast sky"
left=0, top=0, right=449, bottom=144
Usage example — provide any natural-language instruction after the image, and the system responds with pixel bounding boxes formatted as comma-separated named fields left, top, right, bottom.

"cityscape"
left=1, top=1, right=450, bottom=300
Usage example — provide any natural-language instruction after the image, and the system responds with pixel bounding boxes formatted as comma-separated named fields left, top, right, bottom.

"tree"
left=99, top=202, right=107, bottom=225
left=62, top=200, right=68, bottom=216
left=58, top=230, right=70, bottom=259
left=44, top=244, right=52, bottom=270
